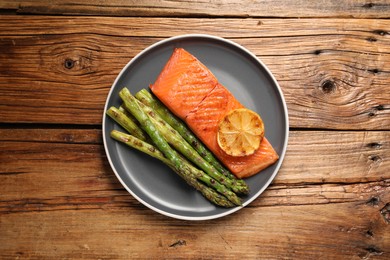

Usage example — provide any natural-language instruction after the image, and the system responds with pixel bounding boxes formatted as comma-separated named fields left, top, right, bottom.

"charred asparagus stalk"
left=106, top=106, right=148, bottom=141
left=108, top=104, right=240, bottom=205
left=110, top=130, right=235, bottom=208
left=127, top=96, right=249, bottom=195
left=135, top=89, right=248, bottom=186
left=119, top=87, right=242, bottom=206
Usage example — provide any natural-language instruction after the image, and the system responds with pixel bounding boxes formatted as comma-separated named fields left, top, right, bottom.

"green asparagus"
left=135, top=89, right=249, bottom=187
left=127, top=96, right=249, bottom=195
left=118, top=105, right=139, bottom=126
left=119, top=87, right=242, bottom=206
left=107, top=109, right=235, bottom=207
left=106, top=106, right=148, bottom=141
left=110, top=130, right=235, bottom=207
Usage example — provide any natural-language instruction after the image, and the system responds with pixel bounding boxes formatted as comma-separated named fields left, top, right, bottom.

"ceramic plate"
left=102, top=34, right=289, bottom=220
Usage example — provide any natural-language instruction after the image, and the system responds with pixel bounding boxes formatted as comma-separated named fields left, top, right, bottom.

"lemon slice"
left=217, top=108, right=264, bottom=157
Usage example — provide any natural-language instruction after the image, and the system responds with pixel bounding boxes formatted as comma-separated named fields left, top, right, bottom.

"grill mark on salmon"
left=151, top=48, right=218, bottom=119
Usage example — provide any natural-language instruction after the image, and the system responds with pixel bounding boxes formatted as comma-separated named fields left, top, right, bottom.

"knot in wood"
left=362, top=3, right=375, bottom=8
left=320, top=80, right=336, bottom=94
left=369, top=154, right=381, bottom=162
left=365, top=230, right=374, bottom=237
left=380, top=203, right=390, bottom=224
left=366, top=142, right=382, bottom=149
left=368, top=68, right=380, bottom=75
left=373, top=30, right=388, bottom=36
left=368, top=105, right=384, bottom=117
left=366, top=196, right=380, bottom=206
left=169, top=240, right=186, bottom=248
left=64, top=58, right=75, bottom=69
left=374, top=104, right=384, bottom=111
left=364, top=246, right=383, bottom=256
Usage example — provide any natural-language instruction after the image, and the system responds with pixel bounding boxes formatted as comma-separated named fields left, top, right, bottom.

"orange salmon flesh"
left=150, top=48, right=279, bottom=178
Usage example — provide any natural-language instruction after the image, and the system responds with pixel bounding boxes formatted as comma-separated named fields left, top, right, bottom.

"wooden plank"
left=1, top=0, right=390, bottom=18
left=2, top=16, right=390, bottom=38
left=1, top=129, right=389, bottom=258
left=282, top=131, right=390, bottom=184
left=0, top=17, right=389, bottom=129
left=0, top=202, right=389, bottom=259
left=1, top=128, right=389, bottom=199
left=1, top=180, right=389, bottom=213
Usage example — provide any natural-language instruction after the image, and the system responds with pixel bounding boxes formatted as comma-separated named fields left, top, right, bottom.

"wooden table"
left=1, top=1, right=389, bottom=259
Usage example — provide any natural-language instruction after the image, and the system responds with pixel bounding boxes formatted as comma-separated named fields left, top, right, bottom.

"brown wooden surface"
left=1, top=17, right=389, bottom=129
left=0, top=1, right=389, bottom=259
left=1, top=0, right=390, bottom=18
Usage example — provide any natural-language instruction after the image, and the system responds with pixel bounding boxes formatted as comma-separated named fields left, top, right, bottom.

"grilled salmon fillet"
left=151, top=48, right=218, bottom=119
left=150, top=48, right=279, bottom=178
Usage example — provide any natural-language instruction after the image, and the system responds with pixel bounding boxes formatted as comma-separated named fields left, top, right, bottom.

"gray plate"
left=102, top=34, right=289, bottom=220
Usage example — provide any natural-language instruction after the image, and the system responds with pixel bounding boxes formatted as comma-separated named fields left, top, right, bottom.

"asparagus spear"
left=135, top=89, right=248, bottom=186
left=110, top=130, right=235, bottom=208
left=106, top=106, right=148, bottom=141
left=119, top=87, right=242, bottom=206
left=118, top=105, right=139, bottom=126
left=107, top=110, right=234, bottom=207
left=127, top=97, right=249, bottom=195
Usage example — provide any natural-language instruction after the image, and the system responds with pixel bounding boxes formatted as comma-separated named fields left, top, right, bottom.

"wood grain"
left=1, top=1, right=389, bottom=259
left=0, top=16, right=389, bottom=129
left=1, top=128, right=389, bottom=187
left=1, top=0, right=390, bottom=18
left=1, top=128, right=389, bottom=204
left=1, top=202, right=389, bottom=259
left=0, top=128, right=389, bottom=258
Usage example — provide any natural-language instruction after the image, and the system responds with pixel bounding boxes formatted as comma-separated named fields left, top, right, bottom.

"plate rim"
left=102, top=34, right=289, bottom=221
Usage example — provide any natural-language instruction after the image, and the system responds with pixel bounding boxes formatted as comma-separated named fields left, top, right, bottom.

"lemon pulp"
left=217, top=108, right=264, bottom=157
